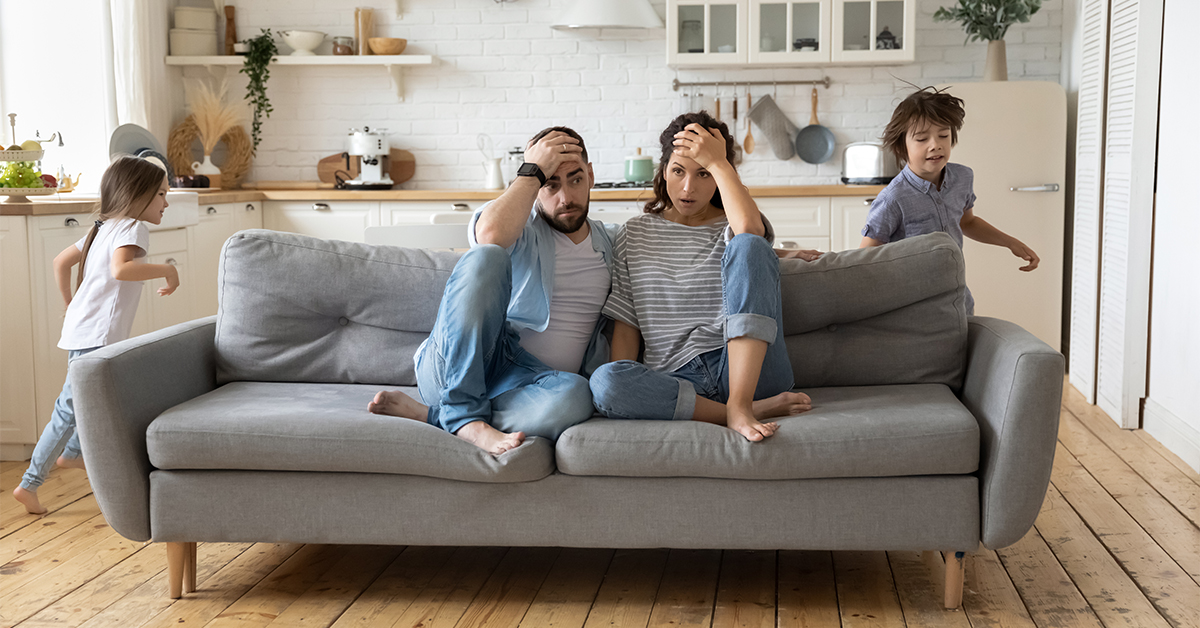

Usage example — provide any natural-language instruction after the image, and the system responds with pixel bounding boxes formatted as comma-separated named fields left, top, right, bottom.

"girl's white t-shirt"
left=58, top=217, right=150, bottom=350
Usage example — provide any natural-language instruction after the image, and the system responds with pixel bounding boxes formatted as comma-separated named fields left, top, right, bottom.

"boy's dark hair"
left=644, top=111, right=736, bottom=214
left=529, top=126, right=588, bottom=163
left=881, top=86, right=966, bottom=164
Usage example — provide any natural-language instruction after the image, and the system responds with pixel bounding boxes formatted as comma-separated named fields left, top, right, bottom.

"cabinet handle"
left=207, top=206, right=218, bottom=214
left=450, top=203, right=471, bottom=212
left=65, top=218, right=79, bottom=227
left=165, top=258, right=178, bottom=265
left=1010, top=184, right=1060, bottom=192
left=863, top=198, right=876, bottom=206
left=245, top=204, right=256, bottom=211
left=313, top=203, right=331, bottom=211
left=781, top=241, right=799, bottom=248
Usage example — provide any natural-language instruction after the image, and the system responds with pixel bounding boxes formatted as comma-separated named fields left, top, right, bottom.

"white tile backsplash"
left=186, top=0, right=1062, bottom=187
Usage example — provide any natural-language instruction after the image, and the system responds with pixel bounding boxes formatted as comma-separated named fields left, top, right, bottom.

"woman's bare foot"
left=12, top=487, right=47, bottom=515
left=752, top=391, right=812, bottom=420
left=56, top=455, right=85, bottom=470
left=455, top=421, right=525, bottom=455
left=368, top=390, right=429, bottom=422
left=727, top=406, right=780, bottom=442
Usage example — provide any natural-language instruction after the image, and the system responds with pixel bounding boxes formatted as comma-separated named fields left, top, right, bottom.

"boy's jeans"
left=21, top=346, right=99, bottom=491
left=590, top=234, right=794, bottom=420
left=414, top=244, right=594, bottom=440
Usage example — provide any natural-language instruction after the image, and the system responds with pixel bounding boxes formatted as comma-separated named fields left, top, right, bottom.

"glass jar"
left=680, top=19, right=703, bottom=54
left=502, top=147, right=525, bottom=186
left=332, top=36, right=354, bottom=55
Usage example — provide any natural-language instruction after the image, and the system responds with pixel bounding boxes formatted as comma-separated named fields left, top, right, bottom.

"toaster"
left=841, top=142, right=901, bottom=185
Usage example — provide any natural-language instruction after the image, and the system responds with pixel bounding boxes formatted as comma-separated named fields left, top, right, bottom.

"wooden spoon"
left=743, top=93, right=755, bottom=154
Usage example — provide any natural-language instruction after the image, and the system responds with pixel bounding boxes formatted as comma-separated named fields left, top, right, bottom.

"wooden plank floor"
left=2, top=382, right=1198, bottom=628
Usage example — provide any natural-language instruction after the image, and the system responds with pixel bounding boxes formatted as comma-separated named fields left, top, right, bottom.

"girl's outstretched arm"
left=960, top=208, right=1040, bottom=271
left=53, top=244, right=82, bottom=308
left=111, top=245, right=180, bottom=295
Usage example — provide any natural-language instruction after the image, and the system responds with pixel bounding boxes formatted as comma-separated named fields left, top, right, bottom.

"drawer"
left=149, top=227, right=188, bottom=253
left=757, top=197, right=830, bottom=237
left=775, top=236, right=830, bottom=251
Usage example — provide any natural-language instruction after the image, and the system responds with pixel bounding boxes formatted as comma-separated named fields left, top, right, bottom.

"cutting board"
left=317, top=149, right=416, bottom=185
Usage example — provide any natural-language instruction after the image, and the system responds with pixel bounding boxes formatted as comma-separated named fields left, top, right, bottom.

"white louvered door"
left=1069, top=0, right=1108, bottom=404
left=1095, top=0, right=1163, bottom=427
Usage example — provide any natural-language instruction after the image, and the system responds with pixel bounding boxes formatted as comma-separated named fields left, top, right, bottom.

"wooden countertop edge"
left=2, top=185, right=886, bottom=216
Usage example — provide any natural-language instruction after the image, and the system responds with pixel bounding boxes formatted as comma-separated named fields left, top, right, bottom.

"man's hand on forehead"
left=525, top=131, right=585, bottom=181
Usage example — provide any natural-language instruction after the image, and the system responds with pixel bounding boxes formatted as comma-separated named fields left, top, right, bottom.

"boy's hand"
left=159, top=266, right=180, bottom=296
left=1009, top=241, right=1040, bottom=271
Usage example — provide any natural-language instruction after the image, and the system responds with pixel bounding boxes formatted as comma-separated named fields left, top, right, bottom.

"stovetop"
left=593, top=181, right=652, bottom=189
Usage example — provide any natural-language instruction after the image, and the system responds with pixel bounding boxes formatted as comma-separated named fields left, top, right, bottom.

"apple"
left=41, top=174, right=56, bottom=187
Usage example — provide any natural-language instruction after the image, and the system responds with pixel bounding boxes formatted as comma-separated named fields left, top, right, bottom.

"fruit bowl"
left=281, top=30, right=326, bottom=56
left=0, top=149, right=45, bottom=161
left=2, top=186, right=57, bottom=202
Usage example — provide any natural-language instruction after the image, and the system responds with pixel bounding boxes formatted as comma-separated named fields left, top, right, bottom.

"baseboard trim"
left=1143, top=398, right=1200, bottom=474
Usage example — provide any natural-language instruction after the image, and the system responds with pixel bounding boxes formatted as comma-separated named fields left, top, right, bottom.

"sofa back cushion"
left=216, top=230, right=459, bottom=386
left=780, top=232, right=968, bottom=390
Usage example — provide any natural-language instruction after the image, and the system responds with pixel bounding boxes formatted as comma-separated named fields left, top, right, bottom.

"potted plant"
left=934, top=0, right=1042, bottom=81
left=240, top=28, right=278, bottom=153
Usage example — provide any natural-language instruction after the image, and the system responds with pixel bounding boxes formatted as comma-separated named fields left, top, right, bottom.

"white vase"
left=191, top=154, right=222, bottom=189
left=984, top=39, right=1008, bottom=81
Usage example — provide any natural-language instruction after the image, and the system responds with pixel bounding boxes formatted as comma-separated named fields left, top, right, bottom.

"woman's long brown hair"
left=643, top=111, right=737, bottom=214
left=76, top=156, right=168, bottom=291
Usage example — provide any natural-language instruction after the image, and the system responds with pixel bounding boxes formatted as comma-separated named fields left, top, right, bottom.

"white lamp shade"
left=553, top=0, right=664, bottom=29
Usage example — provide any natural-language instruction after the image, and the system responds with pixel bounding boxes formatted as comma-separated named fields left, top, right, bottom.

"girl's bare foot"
left=727, top=406, right=780, bottom=442
left=368, top=390, right=430, bottom=422
left=752, top=391, right=812, bottom=420
left=455, top=421, right=525, bottom=455
left=56, top=455, right=86, bottom=470
left=12, top=487, right=47, bottom=515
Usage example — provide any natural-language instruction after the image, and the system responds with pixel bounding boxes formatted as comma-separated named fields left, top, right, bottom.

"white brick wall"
left=182, top=0, right=1063, bottom=187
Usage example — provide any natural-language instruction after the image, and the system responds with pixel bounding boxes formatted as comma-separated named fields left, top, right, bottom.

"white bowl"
left=281, top=30, right=326, bottom=56
left=169, top=28, right=218, bottom=56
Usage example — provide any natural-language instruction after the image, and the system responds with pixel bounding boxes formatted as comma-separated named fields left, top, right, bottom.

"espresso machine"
left=340, top=126, right=394, bottom=190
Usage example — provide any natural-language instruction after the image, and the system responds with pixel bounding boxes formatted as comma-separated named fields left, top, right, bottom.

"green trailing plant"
left=933, top=0, right=1042, bottom=42
left=240, top=29, right=278, bottom=153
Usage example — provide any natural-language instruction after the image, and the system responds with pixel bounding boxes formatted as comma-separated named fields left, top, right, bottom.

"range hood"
left=552, top=0, right=664, bottom=29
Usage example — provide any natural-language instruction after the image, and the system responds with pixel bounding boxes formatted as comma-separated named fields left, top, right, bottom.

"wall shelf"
left=165, top=55, right=434, bottom=100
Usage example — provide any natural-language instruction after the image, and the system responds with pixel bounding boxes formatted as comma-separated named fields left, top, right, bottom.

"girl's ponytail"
left=75, top=219, right=104, bottom=291
left=74, top=156, right=169, bottom=293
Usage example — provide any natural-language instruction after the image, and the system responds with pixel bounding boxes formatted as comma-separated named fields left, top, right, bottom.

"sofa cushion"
left=555, top=384, right=979, bottom=480
left=779, top=232, right=968, bottom=391
left=216, top=230, right=462, bottom=386
left=146, top=382, right=554, bottom=483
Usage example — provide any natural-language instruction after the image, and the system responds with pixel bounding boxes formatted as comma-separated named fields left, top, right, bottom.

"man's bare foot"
left=56, top=455, right=85, bottom=470
left=368, top=390, right=429, bottom=422
left=12, top=487, right=47, bottom=515
left=727, top=406, right=779, bottom=442
left=752, top=391, right=812, bottom=420
left=455, top=421, right=525, bottom=455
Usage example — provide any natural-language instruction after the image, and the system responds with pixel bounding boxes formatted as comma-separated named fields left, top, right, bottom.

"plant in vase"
left=934, top=0, right=1042, bottom=81
left=185, top=79, right=246, bottom=189
left=240, top=28, right=278, bottom=153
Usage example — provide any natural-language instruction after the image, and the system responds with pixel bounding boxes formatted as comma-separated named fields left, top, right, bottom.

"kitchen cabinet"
left=759, top=196, right=831, bottom=251
left=668, top=0, right=914, bottom=66
left=381, top=201, right=481, bottom=227
left=830, top=195, right=875, bottom=251
left=264, top=201, right=380, bottom=243
left=191, top=202, right=262, bottom=317
left=129, top=229, right=194, bottom=338
left=0, top=216, right=38, bottom=456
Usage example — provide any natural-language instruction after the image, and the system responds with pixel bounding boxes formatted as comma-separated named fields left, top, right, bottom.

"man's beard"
left=536, top=199, right=589, bottom=234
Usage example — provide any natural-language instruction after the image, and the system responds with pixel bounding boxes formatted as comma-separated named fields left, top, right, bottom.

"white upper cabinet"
left=669, top=0, right=914, bottom=66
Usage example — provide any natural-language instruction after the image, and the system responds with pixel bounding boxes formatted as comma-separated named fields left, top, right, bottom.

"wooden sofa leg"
left=166, top=542, right=186, bottom=599
left=944, top=551, right=966, bottom=610
left=183, top=542, right=197, bottom=593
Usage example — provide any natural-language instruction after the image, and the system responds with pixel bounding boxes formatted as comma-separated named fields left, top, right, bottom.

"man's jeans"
left=21, top=347, right=99, bottom=491
left=590, top=234, right=794, bottom=420
left=415, top=244, right=594, bottom=439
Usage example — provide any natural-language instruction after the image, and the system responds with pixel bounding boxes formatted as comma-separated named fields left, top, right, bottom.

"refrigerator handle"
left=1010, top=183, right=1060, bottom=192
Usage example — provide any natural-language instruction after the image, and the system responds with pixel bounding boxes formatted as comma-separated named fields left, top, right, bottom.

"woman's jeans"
left=20, top=347, right=99, bottom=491
left=590, top=234, right=794, bottom=420
left=414, top=245, right=594, bottom=440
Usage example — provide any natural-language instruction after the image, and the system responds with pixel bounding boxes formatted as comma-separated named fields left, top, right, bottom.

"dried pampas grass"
left=186, top=79, right=246, bottom=156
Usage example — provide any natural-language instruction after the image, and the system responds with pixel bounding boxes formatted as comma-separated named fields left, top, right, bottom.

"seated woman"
left=590, top=112, right=813, bottom=441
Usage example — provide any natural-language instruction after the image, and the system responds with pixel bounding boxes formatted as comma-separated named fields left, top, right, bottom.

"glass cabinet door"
left=668, top=0, right=747, bottom=65
left=832, top=0, right=914, bottom=62
left=748, top=0, right=830, bottom=64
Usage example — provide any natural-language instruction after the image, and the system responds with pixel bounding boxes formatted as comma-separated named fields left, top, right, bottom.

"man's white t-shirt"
left=58, top=217, right=150, bottom=350
left=518, top=228, right=610, bottom=373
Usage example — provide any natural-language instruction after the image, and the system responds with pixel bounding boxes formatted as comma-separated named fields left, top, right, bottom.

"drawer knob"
left=166, top=258, right=178, bottom=266
left=65, top=218, right=79, bottom=227
left=781, top=241, right=799, bottom=248
left=245, top=204, right=256, bottom=211
left=451, top=203, right=471, bottom=212
left=313, top=203, right=331, bottom=211
left=863, top=198, right=875, bottom=206
left=207, top=207, right=218, bottom=214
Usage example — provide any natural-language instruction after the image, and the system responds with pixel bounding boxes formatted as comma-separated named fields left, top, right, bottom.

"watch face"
left=518, top=163, right=540, bottom=176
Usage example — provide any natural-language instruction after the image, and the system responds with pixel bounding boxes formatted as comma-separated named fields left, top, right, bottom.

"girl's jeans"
left=20, top=347, right=100, bottom=491
left=414, top=244, right=595, bottom=440
left=590, top=234, right=795, bottom=420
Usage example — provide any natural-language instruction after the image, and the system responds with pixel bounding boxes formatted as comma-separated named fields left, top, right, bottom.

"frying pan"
left=794, top=88, right=835, bottom=164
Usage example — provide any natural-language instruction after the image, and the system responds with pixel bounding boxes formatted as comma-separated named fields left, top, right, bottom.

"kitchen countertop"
left=1, top=185, right=886, bottom=216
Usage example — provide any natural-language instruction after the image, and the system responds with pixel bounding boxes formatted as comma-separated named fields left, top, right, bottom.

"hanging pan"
left=794, top=87, right=835, bottom=164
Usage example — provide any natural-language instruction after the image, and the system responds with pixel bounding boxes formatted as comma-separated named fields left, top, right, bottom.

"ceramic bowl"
left=368, top=37, right=407, bottom=55
left=281, top=30, right=326, bottom=56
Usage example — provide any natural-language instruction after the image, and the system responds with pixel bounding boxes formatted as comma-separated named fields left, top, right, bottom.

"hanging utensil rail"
left=672, top=77, right=831, bottom=91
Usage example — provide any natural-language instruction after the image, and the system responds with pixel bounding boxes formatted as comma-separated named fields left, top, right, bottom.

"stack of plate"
left=170, top=6, right=218, bottom=56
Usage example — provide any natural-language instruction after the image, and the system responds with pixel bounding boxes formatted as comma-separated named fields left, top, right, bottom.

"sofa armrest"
left=71, top=317, right=218, bottom=542
left=961, top=317, right=1064, bottom=549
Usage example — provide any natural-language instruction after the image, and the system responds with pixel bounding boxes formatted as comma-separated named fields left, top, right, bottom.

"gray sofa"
left=72, top=229, right=1064, bottom=607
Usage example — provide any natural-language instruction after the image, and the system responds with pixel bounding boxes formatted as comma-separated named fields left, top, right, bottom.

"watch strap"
left=517, top=162, right=547, bottom=186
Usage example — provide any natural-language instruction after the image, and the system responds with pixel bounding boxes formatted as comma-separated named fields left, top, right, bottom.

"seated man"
left=369, top=127, right=617, bottom=455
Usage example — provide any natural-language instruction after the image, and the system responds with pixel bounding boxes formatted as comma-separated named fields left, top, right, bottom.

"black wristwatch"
left=517, top=162, right=547, bottom=186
